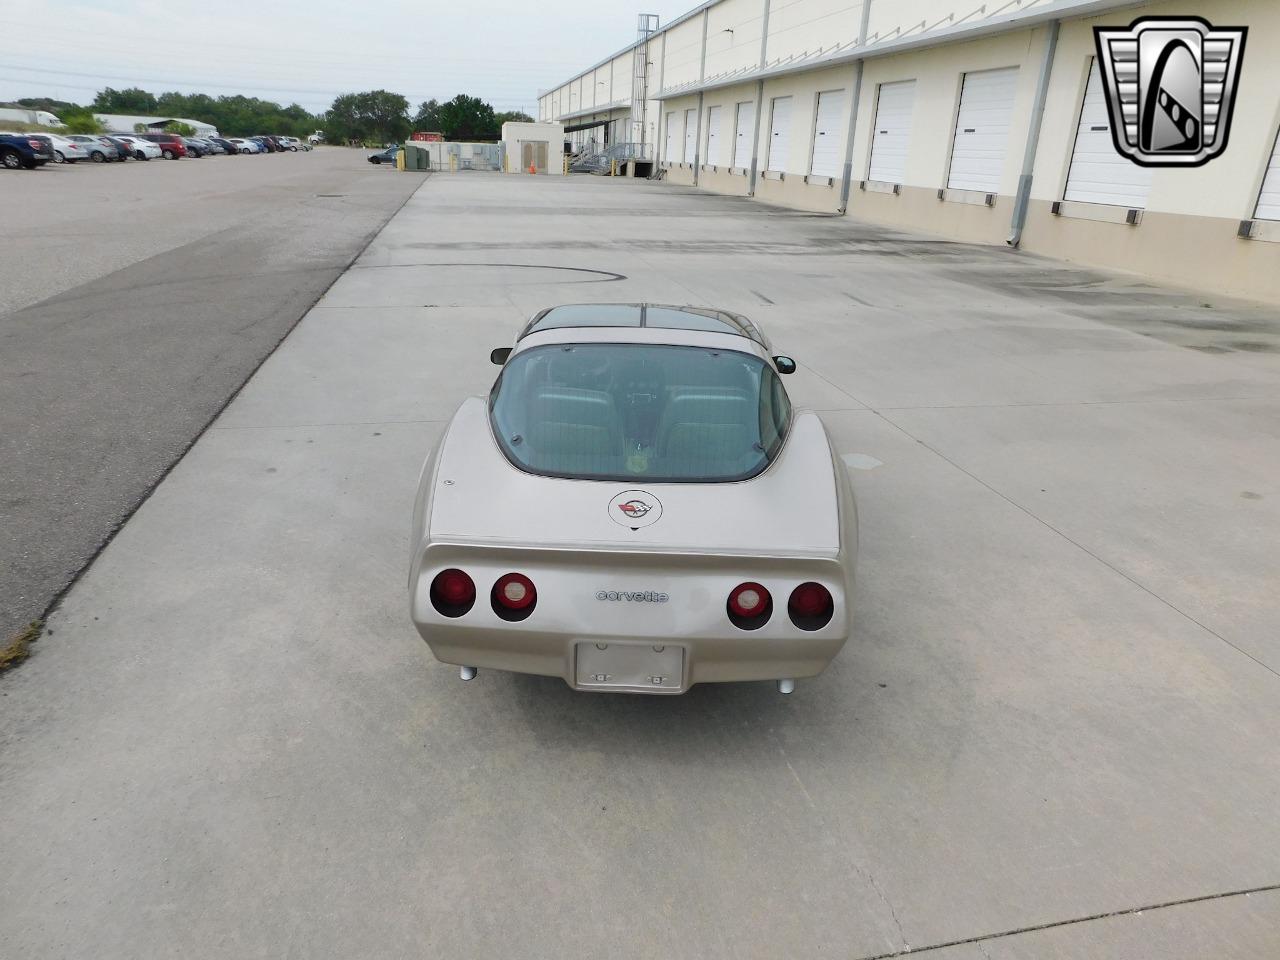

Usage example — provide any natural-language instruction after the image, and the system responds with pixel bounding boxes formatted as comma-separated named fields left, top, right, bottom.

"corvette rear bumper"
left=419, top=625, right=846, bottom=693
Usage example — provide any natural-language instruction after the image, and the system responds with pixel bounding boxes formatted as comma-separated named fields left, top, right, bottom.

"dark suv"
left=0, top=133, right=54, bottom=169
left=138, top=133, right=188, bottom=159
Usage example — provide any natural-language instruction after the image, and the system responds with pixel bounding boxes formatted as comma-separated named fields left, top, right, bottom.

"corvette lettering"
left=596, top=590, right=669, bottom=603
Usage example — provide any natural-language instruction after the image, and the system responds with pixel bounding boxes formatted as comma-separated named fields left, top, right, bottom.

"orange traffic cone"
left=528, top=162, right=536, bottom=175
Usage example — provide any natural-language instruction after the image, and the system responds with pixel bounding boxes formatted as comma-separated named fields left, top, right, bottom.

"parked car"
left=39, top=133, right=90, bottom=163
left=226, top=138, right=261, bottom=154
left=99, top=136, right=135, bottom=160
left=0, top=132, right=54, bottom=169
left=275, top=135, right=301, bottom=151
left=181, top=137, right=208, bottom=157
left=64, top=134, right=119, bottom=163
left=113, top=135, right=162, bottom=160
left=408, top=303, right=856, bottom=696
left=195, top=137, right=226, bottom=155
left=208, top=137, right=238, bottom=154
left=255, top=135, right=286, bottom=152
left=368, top=144, right=400, bottom=165
left=137, top=133, right=188, bottom=159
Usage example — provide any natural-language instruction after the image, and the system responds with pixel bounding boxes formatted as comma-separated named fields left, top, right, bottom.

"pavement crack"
left=773, top=737, right=912, bottom=953
left=848, top=882, right=1280, bottom=960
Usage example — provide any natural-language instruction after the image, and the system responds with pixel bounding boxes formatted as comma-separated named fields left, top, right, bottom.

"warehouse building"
left=539, top=0, right=1280, bottom=302
left=94, top=114, right=219, bottom=137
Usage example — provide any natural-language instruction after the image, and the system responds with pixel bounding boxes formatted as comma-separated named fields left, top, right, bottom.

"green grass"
left=0, top=621, right=41, bottom=672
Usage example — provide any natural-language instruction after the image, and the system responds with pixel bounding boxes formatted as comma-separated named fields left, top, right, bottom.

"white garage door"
left=706, top=105, right=722, bottom=166
left=947, top=66, right=1018, bottom=194
left=664, top=111, right=676, bottom=161
left=809, top=90, right=845, bottom=178
left=684, top=108, right=697, bottom=163
left=767, top=96, right=792, bottom=172
left=867, top=79, right=916, bottom=185
left=733, top=101, right=755, bottom=169
left=1255, top=127, right=1280, bottom=220
left=1064, top=59, right=1152, bottom=207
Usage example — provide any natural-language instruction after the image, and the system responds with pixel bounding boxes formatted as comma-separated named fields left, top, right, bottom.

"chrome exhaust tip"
left=777, top=679, right=795, bottom=695
left=459, top=666, right=478, bottom=681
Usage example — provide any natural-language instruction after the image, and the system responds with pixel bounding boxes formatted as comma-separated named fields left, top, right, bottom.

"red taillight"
left=728, top=582, right=769, bottom=618
left=430, top=568, right=475, bottom=617
left=491, top=572, right=537, bottom=620
left=29, top=139, right=41, bottom=149
left=788, top=582, right=834, bottom=630
left=493, top=573, right=536, bottom=610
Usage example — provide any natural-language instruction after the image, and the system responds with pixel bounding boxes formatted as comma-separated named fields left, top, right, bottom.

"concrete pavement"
left=1, top=172, right=1278, bottom=959
left=0, top=151, right=426, bottom=645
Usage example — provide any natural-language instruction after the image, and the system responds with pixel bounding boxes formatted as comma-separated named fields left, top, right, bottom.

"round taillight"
left=494, top=573, right=536, bottom=610
left=728, top=582, right=769, bottom=618
left=492, top=572, right=537, bottom=621
left=727, top=581, right=772, bottom=629
left=430, top=568, right=475, bottom=617
left=788, top=582, right=834, bottom=630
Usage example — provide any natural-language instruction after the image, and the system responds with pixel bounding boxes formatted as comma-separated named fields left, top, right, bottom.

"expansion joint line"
left=869, top=405, right=1280, bottom=683
left=849, top=882, right=1280, bottom=960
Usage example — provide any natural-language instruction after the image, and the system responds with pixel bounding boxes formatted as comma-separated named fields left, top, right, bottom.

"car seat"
left=655, top=387, right=760, bottom=477
left=527, top=387, right=626, bottom=475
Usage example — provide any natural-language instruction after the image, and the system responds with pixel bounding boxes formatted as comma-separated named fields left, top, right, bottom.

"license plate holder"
left=575, top=642, right=684, bottom=693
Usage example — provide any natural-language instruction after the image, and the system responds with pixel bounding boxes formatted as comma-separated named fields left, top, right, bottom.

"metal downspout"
left=653, top=32, right=667, bottom=177
left=694, top=10, right=709, bottom=185
left=747, top=0, right=772, bottom=196
left=1008, top=19, right=1060, bottom=247
left=837, top=0, right=875, bottom=214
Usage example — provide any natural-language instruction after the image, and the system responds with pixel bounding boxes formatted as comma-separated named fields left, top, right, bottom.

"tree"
left=27, top=84, right=324, bottom=139
left=93, top=87, right=158, bottom=114
left=413, top=98, right=440, bottom=130
left=59, top=108, right=105, bottom=134
left=415, top=94, right=500, bottom=141
left=166, top=121, right=197, bottom=137
left=494, top=110, right=534, bottom=126
left=15, top=97, right=79, bottom=115
left=324, top=90, right=409, bottom=145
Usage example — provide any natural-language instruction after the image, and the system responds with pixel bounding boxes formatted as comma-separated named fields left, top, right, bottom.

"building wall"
left=1016, top=0, right=1280, bottom=299
left=545, top=0, right=1280, bottom=301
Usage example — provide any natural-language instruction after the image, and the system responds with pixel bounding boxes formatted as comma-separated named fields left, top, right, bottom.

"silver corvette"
left=409, top=304, right=857, bottom=694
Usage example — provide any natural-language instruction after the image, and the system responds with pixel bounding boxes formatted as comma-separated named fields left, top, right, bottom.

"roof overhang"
left=654, top=0, right=1140, bottom=101
left=554, top=100, right=631, bottom=122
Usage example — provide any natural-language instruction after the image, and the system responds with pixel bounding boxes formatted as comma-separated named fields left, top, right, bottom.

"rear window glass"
left=490, top=343, right=791, bottom=483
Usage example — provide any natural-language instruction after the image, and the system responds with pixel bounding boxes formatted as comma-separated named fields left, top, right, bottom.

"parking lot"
left=3, top=171, right=1279, bottom=958
left=0, top=147, right=425, bottom=648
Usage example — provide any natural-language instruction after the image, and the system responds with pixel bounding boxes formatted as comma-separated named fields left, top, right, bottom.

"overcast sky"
left=1, top=0, right=693, bottom=115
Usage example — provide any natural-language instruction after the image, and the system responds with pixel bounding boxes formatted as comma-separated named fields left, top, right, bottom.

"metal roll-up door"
left=705, top=105, right=722, bottom=166
left=809, top=90, right=845, bottom=178
left=733, top=101, right=755, bottom=169
left=1064, top=59, right=1152, bottom=207
left=1255, top=127, right=1280, bottom=220
left=767, top=96, right=792, bottom=172
left=868, top=79, right=916, bottom=184
left=684, top=108, right=696, bottom=163
left=947, top=66, right=1018, bottom=193
left=664, top=112, right=676, bottom=161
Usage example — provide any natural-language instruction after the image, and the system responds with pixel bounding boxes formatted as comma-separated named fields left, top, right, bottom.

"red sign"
left=410, top=131, right=444, bottom=142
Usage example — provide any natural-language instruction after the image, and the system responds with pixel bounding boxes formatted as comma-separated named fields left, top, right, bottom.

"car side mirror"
left=490, top=347, right=513, bottom=365
left=773, top=356, right=797, bottom=375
